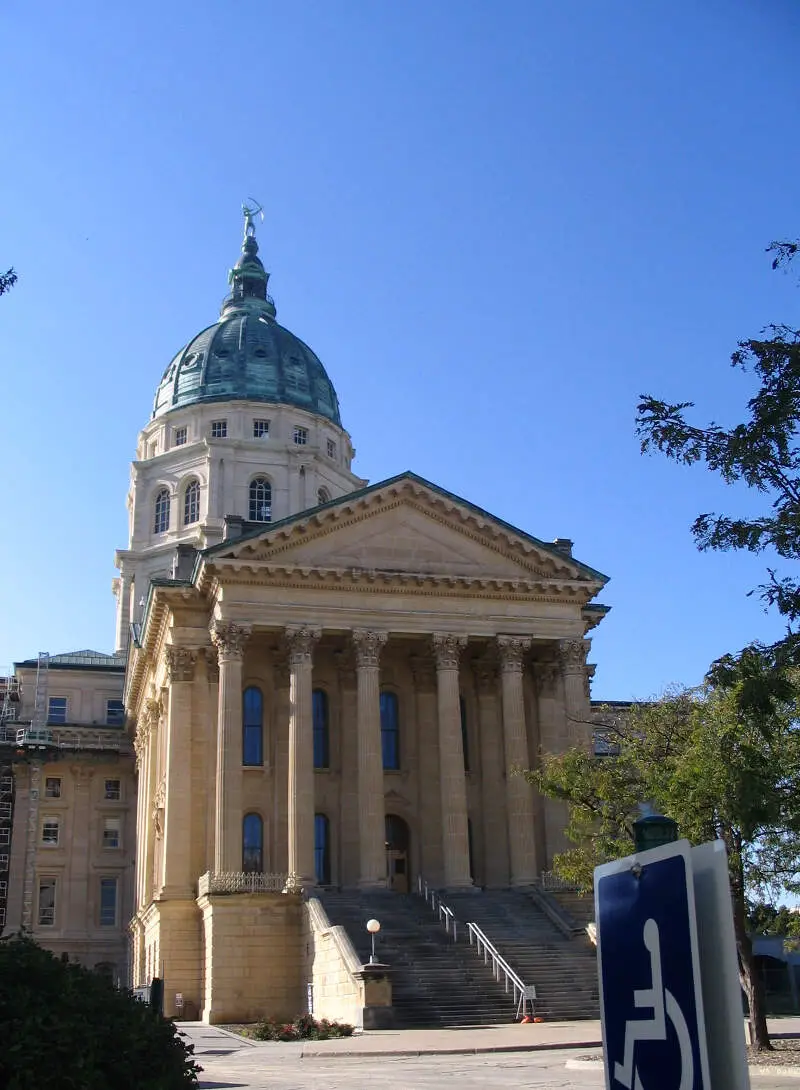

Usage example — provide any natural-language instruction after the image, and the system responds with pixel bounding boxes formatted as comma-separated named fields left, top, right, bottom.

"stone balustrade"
left=197, top=870, right=290, bottom=896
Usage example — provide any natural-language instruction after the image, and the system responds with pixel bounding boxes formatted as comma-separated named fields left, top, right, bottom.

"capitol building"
left=0, top=209, right=609, bottom=1026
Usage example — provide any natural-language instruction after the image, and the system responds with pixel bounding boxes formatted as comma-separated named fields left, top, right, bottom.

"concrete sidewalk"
left=191, top=1016, right=799, bottom=1059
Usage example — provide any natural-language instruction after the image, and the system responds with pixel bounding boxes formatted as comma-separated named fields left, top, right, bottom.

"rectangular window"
left=44, top=777, right=61, bottom=799
left=41, top=819, right=60, bottom=846
left=211, top=420, right=227, bottom=438
left=0, top=907, right=6, bottom=928
left=104, top=779, right=121, bottom=801
left=102, top=818, right=121, bottom=849
left=0, top=802, right=11, bottom=820
left=38, top=878, right=56, bottom=926
left=292, top=425, right=308, bottom=446
left=0, top=854, right=9, bottom=869
left=0, top=830, right=9, bottom=846
left=105, top=700, right=125, bottom=727
left=0, top=880, right=7, bottom=896
left=47, top=697, right=67, bottom=725
left=99, top=878, right=117, bottom=927
left=0, top=776, right=12, bottom=794
left=253, top=419, right=270, bottom=438
left=380, top=691, right=400, bottom=771
left=174, top=426, right=187, bottom=447
left=326, top=438, right=336, bottom=459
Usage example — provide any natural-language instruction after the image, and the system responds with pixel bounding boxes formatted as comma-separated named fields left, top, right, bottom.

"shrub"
left=252, top=1013, right=355, bottom=1041
left=0, top=936, right=201, bottom=1089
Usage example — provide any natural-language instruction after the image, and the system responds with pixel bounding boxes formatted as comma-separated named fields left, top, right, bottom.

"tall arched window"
left=153, top=488, right=170, bottom=534
left=249, top=477, right=272, bottom=522
left=314, top=813, right=330, bottom=885
left=380, top=691, right=400, bottom=770
left=242, top=686, right=263, bottom=766
left=317, top=487, right=330, bottom=505
left=460, top=695, right=470, bottom=772
left=242, top=813, right=263, bottom=873
left=312, top=689, right=329, bottom=769
left=183, top=479, right=200, bottom=526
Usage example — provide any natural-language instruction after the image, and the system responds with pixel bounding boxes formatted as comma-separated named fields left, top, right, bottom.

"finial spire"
left=222, top=199, right=276, bottom=319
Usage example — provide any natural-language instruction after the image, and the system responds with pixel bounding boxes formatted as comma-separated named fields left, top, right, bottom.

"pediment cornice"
left=200, top=477, right=605, bottom=593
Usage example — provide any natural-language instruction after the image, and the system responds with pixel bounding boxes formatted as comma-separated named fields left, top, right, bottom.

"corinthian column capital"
left=143, top=698, right=163, bottom=732
left=558, top=638, right=591, bottom=675
left=431, top=633, right=468, bottom=671
left=164, top=646, right=197, bottom=683
left=284, top=625, right=322, bottom=665
left=210, top=620, right=252, bottom=661
left=351, top=629, right=388, bottom=669
left=496, top=635, right=532, bottom=673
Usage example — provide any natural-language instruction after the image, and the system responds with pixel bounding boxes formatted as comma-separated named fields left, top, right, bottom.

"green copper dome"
left=152, top=211, right=342, bottom=426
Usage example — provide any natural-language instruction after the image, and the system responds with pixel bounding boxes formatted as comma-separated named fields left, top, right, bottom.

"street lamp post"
left=366, top=918, right=381, bottom=964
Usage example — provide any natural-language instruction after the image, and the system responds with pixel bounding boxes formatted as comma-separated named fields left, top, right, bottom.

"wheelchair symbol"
left=614, top=918, right=694, bottom=1090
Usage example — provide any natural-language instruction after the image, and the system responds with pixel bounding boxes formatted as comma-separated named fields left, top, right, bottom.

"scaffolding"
left=16, top=653, right=52, bottom=748
left=0, top=671, right=20, bottom=727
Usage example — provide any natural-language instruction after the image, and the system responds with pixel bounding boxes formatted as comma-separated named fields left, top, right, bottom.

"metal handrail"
left=416, top=876, right=458, bottom=942
left=466, top=921, right=531, bottom=1013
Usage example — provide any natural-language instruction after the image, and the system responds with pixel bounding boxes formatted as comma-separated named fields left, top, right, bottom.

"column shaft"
left=474, top=657, right=510, bottom=887
left=285, top=626, right=320, bottom=889
left=559, top=639, right=593, bottom=749
left=210, top=621, right=251, bottom=873
left=497, top=636, right=538, bottom=886
left=161, top=647, right=197, bottom=897
left=353, top=630, right=388, bottom=888
left=432, top=634, right=472, bottom=889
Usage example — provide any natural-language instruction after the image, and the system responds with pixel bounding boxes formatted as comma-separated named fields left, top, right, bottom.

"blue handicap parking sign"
left=595, top=841, right=711, bottom=1090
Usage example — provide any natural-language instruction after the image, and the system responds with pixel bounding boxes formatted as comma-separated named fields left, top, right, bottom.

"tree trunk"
left=730, top=873, right=772, bottom=1050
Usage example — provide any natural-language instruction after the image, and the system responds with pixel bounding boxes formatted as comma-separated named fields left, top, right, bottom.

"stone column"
left=161, top=646, right=197, bottom=898
left=533, top=658, right=571, bottom=867
left=335, top=650, right=360, bottom=888
left=411, top=653, right=443, bottom=885
left=210, top=621, right=251, bottom=874
left=497, top=636, right=538, bottom=886
left=203, top=647, right=219, bottom=873
left=284, top=625, right=321, bottom=891
left=559, top=638, right=592, bottom=749
left=473, top=654, right=510, bottom=888
left=431, top=633, right=472, bottom=889
left=142, top=699, right=161, bottom=906
left=352, top=629, right=388, bottom=889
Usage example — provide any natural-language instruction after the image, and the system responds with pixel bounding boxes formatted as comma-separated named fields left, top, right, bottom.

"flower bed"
left=252, top=1014, right=355, bottom=1041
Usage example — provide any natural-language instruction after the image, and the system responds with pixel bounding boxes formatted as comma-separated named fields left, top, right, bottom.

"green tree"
left=0, top=936, right=200, bottom=1089
left=636, top=239, right=800, bottom=662
left=530, top=669, right=800, bottom=1050
left=0, top=267, right=16, bottom=296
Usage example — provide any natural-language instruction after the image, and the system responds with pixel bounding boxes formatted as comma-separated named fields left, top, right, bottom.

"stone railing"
left=197, top=871, right=289, bottom=896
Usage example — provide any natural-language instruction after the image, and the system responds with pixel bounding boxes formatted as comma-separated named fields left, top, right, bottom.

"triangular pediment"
left=204, top=473, right=607, bottom=591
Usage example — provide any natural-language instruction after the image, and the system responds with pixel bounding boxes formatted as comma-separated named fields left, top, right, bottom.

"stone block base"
left=198, top=891, right=304, bottom=1024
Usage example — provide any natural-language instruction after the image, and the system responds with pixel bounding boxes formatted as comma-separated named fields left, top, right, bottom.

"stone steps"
left=318, top=889, right=600, bottom=1026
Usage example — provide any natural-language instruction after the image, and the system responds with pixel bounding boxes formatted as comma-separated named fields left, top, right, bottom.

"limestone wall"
left=198, top=891, right=304, bottom=1024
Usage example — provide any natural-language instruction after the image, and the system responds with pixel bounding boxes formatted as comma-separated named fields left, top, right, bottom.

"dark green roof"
left=152, top=222, right=341, bottom=425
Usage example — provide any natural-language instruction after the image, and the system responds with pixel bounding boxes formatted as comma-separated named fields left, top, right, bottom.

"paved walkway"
left=183, top=1016, right=800, bottom=1059
left=179, top=1020, right=800, bottom=1090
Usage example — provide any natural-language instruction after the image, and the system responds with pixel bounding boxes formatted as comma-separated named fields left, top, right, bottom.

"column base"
left=357, top=878, right=389, bottom=891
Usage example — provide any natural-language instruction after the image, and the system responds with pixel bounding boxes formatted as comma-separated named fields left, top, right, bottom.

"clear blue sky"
left=1, top=1, right=798, bottom=699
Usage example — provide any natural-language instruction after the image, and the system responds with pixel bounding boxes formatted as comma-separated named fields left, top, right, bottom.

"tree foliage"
left=0, top=937, right=200, bottom=1089
left=636, top=239, right=800, bottom=650
left=0, top=267, right=16, bottom=297
left=530, top=663, right=800, bottom=1049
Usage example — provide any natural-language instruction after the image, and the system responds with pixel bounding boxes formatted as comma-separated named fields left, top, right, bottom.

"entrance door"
left=385, top=814, right=410, bottom=893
